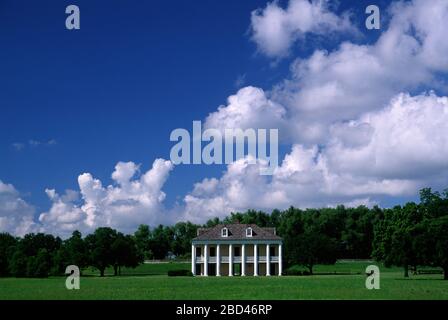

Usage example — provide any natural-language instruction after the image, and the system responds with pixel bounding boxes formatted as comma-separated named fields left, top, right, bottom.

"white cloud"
left=204, top=86, right=287, bottom=134
left=206, top=1, right=448, bottom=147
left=0, top=181, right=37, bottom=236
left=250, top=0, right=356, bottom=58
left=182, top=91, right=448, bottom=220
left=12, top=139, right=57, bottom=151
left=38, top=159, right=174, bottom=236
left=325, top=92, right=448, bottom=180
left=38, top=189, right=87, bottom=234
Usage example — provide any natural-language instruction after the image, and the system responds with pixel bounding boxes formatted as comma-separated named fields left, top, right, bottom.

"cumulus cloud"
left=38, top=159, right=174, bottom=236
left=183, top=91, right=448, bottom=219
left=38, top=189, right=86, bottom=234
left=204, top=86, right=287, bottom=134
left=207, top=0, right=448, bottom=147
left=250, top=0, right=356, bottom=58
left=263, top=0, right=448, bottom=145
left=0, top=181, right=37, bottom=236
left=325, top=92, right=448, bottom=180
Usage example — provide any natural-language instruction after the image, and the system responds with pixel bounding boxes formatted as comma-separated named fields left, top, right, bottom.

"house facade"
left=191, top=224, right=283, bottom=276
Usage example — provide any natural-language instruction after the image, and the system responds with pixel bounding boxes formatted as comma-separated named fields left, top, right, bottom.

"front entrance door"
left=208, top=263, right=216, bottom=276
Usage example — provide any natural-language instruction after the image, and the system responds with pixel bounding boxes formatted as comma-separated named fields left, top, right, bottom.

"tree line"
left=0, top=223, right=197, bottom=278
left=0, top=188, right=447, bottom=279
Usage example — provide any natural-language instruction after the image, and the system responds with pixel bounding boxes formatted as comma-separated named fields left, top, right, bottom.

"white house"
left=191, top=223, right=283, bottom=276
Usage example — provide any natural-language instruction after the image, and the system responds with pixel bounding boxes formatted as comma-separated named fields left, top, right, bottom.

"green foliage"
left=9, top=250, right=28, bottom=277
left=26, top=249, right=50, bottom=278
left=85, top=227, right=118, bottom=277
left=171, top=222, right=197, bottom=257
left=425, top=216, right=448, bottom=279
left=149, top=225, right=174, bottom=260
left=0, top=233, right=17, bottom=276
left=134, top=225, right=151, bottom=260
left=167, top=269, right=193, bottom=277
left=283, top=266, right=302, bottom=276
left=373, top=188, right=448, bottom=278
left=1, top=187, right=448, bottom=279
left=111, top=233, right=141, bottom=275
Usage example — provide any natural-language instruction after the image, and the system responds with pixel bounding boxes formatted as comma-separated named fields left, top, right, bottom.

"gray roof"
left=193, top=224, right=282, bottom=241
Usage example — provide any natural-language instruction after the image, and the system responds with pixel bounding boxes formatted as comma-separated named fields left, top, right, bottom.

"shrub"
left=284, top=265, right=305, bottom=276
left=168, top=269, right=193, bottom=277
left=302, top=270, right=311, bottom=276
left=284, top=268, right=302, bottom=276
left=9, top=250, right=28, bottom=277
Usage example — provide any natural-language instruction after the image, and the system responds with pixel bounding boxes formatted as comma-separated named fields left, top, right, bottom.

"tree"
left=134, top=225, right=151, bottom=260
left=149, top=225, right=173, bottom=260
left=0, top=233, right=17, bottom=276
left=172, top=222, right=197, bottom=257
left=26, top=249, right=51, bottom=278
left=277, top=207, right=303, bottom=268
left=19, top=233, right=61, bottom=257
left=9, top=249, right=28, bottom=277
left=341, top=206, right=378, bottom=259
left=205, top=217, right=221, bottom=227
left=85, top=227, right=118, bottom=277
left=8, top=233, right=61, bottom=278
left=66, top=231, right=88, bottom=268
left=425, top=216, right=448, bottom=279
left=52, top=231, right=88, bottom=275
left=296, top=231, right=338, bottom=274
left=111, top=233, right=140, bottom=276
left=372, top=203, right=425, bottom=277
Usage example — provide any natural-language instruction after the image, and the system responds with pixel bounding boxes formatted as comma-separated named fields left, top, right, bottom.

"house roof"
left=193, top=224, right=282, bottom=241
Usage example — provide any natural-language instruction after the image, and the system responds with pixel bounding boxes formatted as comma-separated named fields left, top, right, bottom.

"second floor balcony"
left=195, top=255, right=279, bottom=264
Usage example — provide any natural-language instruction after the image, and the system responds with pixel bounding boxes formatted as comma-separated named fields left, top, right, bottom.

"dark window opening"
left=234, top=247, right=240, bottom=256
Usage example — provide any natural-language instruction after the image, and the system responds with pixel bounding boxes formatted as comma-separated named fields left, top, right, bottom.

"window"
left=196, top=247, right=201, bottom=257
left=234, top=247, right=240, bottom=257
left=270, top=246, right=276, bottom=257
left=221, top=227, right=228, bottom=237
left=210, top=247, right=216, bottom=257
left=246, top=227, right=253, bottom=237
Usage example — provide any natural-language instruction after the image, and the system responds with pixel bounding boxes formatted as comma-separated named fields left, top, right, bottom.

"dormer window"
left=221, top=227, right=228, bottom=237
left=246, top=227, right=253, bottom=237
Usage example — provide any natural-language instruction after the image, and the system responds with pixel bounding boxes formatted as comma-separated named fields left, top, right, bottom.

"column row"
left=192, top=243, right=282, bottom=276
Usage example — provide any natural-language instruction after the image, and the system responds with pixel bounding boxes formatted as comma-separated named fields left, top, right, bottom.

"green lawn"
left=1, top=261, right=447, bottom=300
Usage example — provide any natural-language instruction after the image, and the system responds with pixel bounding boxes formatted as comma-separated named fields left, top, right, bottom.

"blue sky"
left=1, top=0, right=270, bottom=211
left=1, top=0, right=447, bottom=236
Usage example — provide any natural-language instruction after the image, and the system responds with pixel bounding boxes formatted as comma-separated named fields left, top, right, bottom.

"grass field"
left=0, top=261, right=447, bottom=300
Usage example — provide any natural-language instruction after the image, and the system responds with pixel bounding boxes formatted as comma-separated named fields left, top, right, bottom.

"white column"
left=204, top=244, right=208, bottom=276
left=254, top=244, right=258, bottom=276
left=266, top=244, right=270, bottom=276
left=278, top=244, right=282, bottom=276
left=216, top=244, right=221, bottom=276
left=191, top=244, right=196, bottom=276
left=229, top=244, right=233, bottom=276
left=241, top=244, right=246, bottom=276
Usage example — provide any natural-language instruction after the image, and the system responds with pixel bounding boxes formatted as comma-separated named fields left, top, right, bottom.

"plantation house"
left=191, top=224, right=283, bottom=276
